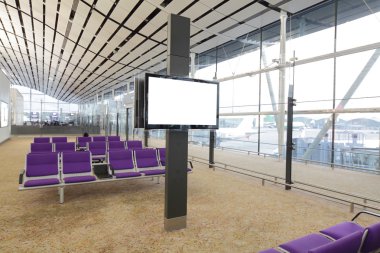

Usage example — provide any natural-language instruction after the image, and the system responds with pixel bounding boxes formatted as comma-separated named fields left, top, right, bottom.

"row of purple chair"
left=76, top=139, right=142, bottom=151
left=19, top=148, right=173, bottom=203
left=34, top=137, right=68, bottom=143
left=34, top=136, right=121, bottom=144
left=76, top=136, right=123, bottom=148
left=260, top=211, right=380, bottom=253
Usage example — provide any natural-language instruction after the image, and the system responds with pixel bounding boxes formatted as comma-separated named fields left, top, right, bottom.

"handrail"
left=351, top=210, right=380, bottom=221
left=189, top=155, right=380, bottom=211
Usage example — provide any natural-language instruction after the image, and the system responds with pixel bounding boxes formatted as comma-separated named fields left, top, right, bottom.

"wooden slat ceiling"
left=0, top=0, right=324, bottom=103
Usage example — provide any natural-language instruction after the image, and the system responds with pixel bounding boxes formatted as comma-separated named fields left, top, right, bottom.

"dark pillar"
left=116, top=112, right=119, bottom=136
left=209, top=130, right=215, bottom=169
left=126, top=108, right=129, bottom=141
left=285, top=85, right=295, bottom=190
left=164, top=14, right=190, bottom=231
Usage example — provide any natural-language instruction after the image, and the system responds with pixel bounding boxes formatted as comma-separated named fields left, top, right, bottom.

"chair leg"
left=59, top=187, right=64, bottom=204
left=157, top=177, right=160, bottom=184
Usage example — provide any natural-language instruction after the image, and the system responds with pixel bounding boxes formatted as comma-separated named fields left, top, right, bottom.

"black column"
left=285, top=85, right=295, bottom=190
left=164, top=14, right=190, bottom=231
left=209, top=130, right=215, bottom=169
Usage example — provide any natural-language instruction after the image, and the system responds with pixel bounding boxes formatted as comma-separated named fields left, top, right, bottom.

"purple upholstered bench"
left=107, top=136, right=120, bottom=142
left=135, top=149, right=165, bottom=176
left=259, top=211, right=380, bottom=253
left=34, top=137, right=50, bottom=143
left=55, top=142, right=76, bottom=153
left=76, top=136, right=92, bottom=150
left=108, top=150, right=141, bottom=179
left=61, top=151, right=96, bottom=184
left=126, top=140, right=143, bottom=150
left=51, top=137, right=67, bottom=143
left=93, top=136, right=106, bottom=142
left=157, top=147, right=193, bottom=172
left=108, top=141, right=126, bottom=151
left=88, top=141, right=107, bottom=161
left=31, top=143, right=53, bottom=153
left=20, top=152, right=60, bottom=188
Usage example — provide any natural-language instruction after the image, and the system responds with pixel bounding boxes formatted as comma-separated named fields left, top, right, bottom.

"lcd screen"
left=145, top=73, right=219, bottom=129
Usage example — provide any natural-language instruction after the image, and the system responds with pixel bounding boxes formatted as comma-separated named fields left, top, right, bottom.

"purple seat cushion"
left=308, top=230, right=363, bottom=253
left=115, top=172, right=142, bottom=178
left=142, top=169, right=165, bottom=176
left=24, top=178, right=60, bottom=187
left=320, top=222, right=364, bottom=240
left=259, top=249, right=281, bottom=253
left=64, top=176, right=96, bottom=183
left=280, top=234, right=331, bottom=253
left=110, top=161, right=134, bottom=170
left=361, top=222, right=380, bottom=253
left=187, top=168, right=192, bottom=172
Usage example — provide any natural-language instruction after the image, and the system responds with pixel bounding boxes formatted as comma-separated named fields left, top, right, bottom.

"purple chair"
left=22, top=153, right=60, bottom=187
left=51, top=137, right=67, bottom=143
left=61, top=151, right=96, bottom=184
left=31, top=143, right=53, bottom=153
left=55, top=142, right=76, bottom=153
left=259, top=249, right=281, bottom=253
left=108, top=141, right=125, bottom=151
left=157, top=147, right=192, bottom=172
left=34, top=137, right=50, bottom=143
left=108, top=150, right=141, bottom=179
left=126, top=140, right=143, bottom=150
left=361, top=222, right=380, bottom=253
left=93, top=136, right=106, bottom=142
left=134, top=149, right=165, bottom=176
left=279, top=233, right=332, bottom=253
left=107, top=136, right=120, bottom=142
left=308, top=231, right=363, bottom=253
left=77, top=136, right=92, bottom=150
left=87, top=141, right=107, bottom=161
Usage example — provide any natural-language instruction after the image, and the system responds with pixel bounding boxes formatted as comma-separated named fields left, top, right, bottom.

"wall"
left=0, top=70, right=10, bottom=143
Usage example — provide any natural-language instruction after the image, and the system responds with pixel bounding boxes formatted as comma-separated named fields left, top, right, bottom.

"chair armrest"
left=19, top=169, right=25, bottom=184
left=351, top=210, right=380, bottom=221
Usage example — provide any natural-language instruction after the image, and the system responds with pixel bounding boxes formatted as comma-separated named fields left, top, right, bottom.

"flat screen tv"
left=144, top=73, right=219, bottom=130
left=0, top=101, right=8, bottom=127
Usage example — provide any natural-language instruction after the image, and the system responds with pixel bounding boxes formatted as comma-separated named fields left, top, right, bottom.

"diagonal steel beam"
left=303, top=48, right=380, bottom=160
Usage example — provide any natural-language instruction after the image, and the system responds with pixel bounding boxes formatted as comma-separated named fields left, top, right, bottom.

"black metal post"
left=209, top=130, right=215, bottom=169
left=126, top=108, right=129, bottom=141
left=285, top=85, right=295, bottom=190
left=116, top=112, right=119, bottom=136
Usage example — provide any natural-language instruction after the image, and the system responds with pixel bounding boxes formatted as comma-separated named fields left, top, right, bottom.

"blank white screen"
left=147, top=76, right=218, bottom=126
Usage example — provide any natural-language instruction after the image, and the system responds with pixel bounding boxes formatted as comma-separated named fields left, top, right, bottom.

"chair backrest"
left=308, top=230, right=363, bottom=253
left=108, top=141, right=125, bottom=151
left=361, top=222, right=380, bottom=253
left=62, top=151, right=92, bottom=174
left=107, top=136, right=120, bottom=142
left=55, top=142, right=76, bottom=153
left=157, top=148, right=166, bottom=166
left=88, top=141, right=107, bottom=152
left=31, top=143, right=53, bottom=153
left=77, top=137, right=92, bottom=148
left=26, top=153, right=59, bottom=177
left=126, top=140, right=143, bottom=150
left=134, top=149, right=159, bottom=168
left=93, top=136, right=106, bottom=142
left=34, top=137, right=50, bottom=143
left=51, top=137, right=67, bottom=143
left=108, top=150, right=134, bottom=170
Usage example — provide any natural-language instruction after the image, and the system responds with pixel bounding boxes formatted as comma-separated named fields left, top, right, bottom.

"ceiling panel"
left=0, top=0, right=328, bottom=102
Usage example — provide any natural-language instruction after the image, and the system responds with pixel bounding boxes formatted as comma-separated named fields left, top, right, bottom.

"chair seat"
left=91, top=150, right=106, bottom=156
left=64, top=175, right=96, bottom=184
left=279, top=234, right=331, bottom=253
left=320, top=221, right=364, bottom=240
left=115, top=172, right=142, bottom=178
left=142, top=169, right=165, bottom=176
left=111, top=161, right=134, bottom=170
left=24, top=178, right=60, bottom=187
